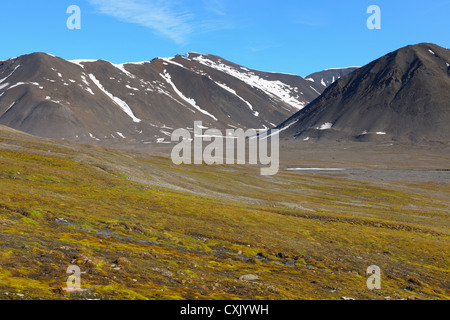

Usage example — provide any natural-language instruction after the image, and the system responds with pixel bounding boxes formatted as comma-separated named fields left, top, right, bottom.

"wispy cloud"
left=89, top=0, right=194, bottom=44
left=89, top=0, right=232, bottom=44
left=203, top=0, right=227, bottom=16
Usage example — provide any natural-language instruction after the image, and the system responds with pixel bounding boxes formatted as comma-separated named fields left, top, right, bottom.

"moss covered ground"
left=0, top=127, right=448, bottom=300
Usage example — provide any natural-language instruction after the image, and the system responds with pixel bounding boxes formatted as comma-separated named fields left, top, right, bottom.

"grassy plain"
left=0, top=126, right=448, bottom=300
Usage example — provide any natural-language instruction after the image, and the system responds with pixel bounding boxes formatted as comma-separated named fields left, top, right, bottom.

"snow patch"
left=70, top=59, right=98, bottom=67
left=0, top=65, right=21, bottom=84
left=116, top=132, right=126, bottom=139
left=8, top=82, right=40, bottom=89
left=89, top=133, right=100, bottom=141
left=310, top=86, right=321, bottom=95
left=215, top=81, right=258, bottom=117
left=1, top=100, right=17, bottom=117
left=124, top=61, right=150, bottom=66
left=111, top=63, right=136, bottom=78
left=160, top=70, right=217, bottom=121
left=259, top=119, right=299, bottom=140
left=192, top=55, right=306, bottom=110
left=85, top=87, right=95, bottom=95
left=126, top=85, right=139, bottom=91
left=317, top=122, right=333, bottom=130
left=81, top=75, right=90, bottom=86
left=45, top=97, right=61, bottom=104
left=323, top=66, right=360, bottom=71
left=88, top=74, right=141, bottom=123
left=161, top=57, right=186, bottom=69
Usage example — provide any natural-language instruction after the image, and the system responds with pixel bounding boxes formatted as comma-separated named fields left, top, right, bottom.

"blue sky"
left=1, top=0, right=449, bottom=76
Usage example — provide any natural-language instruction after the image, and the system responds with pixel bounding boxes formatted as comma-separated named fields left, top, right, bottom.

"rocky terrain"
left=0, top=52, right=325, bottom=146
left=275, top=43, right=450, bottom=143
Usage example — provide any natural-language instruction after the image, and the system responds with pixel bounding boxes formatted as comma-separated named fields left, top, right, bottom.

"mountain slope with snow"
left=305, top=67, right=359, bottom=88
left=275, top=43, right=450, bottom=143
left=0, top=52, right=324, bottom=146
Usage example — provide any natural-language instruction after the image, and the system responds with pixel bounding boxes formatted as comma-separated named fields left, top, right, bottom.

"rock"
left=276, top=252, right=287, bottom=259
left=341, top=296, right=355, bottom=300
left=162, top=270, right=174, bottom=277
left=407, top=295, right=419, bottom=300
left=256, top=253, right=267, bottom=259
left=71, top=254, right=94, bottom=265
left=113, top=257, right=131, bottom=266
left=62, top=287, right=88, bottom=293
left=51, top=288, right=63, bottom=294
left=152, top=267, right=173, bottom=277
left=408, top=278, right=422, bottom=287
left=239, top=274, right=259, bottom=281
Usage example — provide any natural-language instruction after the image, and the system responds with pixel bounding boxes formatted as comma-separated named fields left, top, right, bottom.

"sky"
left=1, top=0, right=449, bottom=77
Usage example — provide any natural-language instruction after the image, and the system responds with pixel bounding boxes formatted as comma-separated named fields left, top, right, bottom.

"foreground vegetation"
left=0, top=127, right=448, bottom=300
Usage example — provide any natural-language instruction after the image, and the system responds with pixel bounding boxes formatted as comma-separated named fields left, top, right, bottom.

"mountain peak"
left=0, top=50, right=325, bottom=146
left=277, top=42, right=450, bottom=143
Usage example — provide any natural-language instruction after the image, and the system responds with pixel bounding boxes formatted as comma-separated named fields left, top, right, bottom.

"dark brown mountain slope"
left=0, top=52, right=324, bottom=146
left=276, top=43, right=450, bottom=143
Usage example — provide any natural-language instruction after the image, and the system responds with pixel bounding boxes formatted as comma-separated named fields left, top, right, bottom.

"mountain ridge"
left=305, top=66, right=359, bottom=88
left=0, top=51, right=325, bottom=146
left=275, top=42, right=450, bottom=143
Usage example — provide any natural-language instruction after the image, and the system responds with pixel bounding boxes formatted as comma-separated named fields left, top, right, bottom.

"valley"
left=0, top=42, right=448, bottom=301
left=0, top=126, right=448, bottom=300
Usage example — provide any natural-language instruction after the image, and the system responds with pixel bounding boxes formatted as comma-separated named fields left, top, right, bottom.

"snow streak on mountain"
left=0, top=52, right=325, bottom=146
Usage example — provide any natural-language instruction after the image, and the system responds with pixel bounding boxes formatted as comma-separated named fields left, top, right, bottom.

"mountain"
left=305, top=67, right=359, bottom=87
left=275, top=43, right=450, bottom=143
left=0, top=52, right=325, bottom=146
